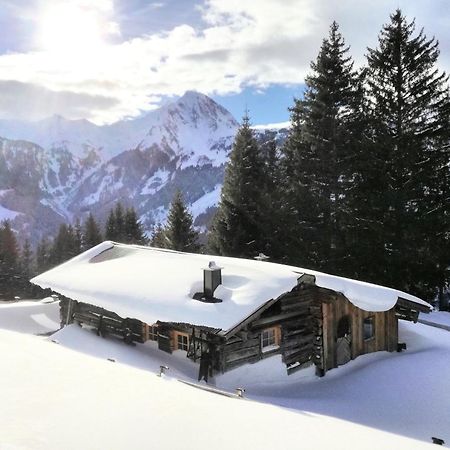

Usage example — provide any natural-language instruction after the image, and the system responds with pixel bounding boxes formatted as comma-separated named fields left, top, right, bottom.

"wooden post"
left=65, top=298, right=73, bottom=326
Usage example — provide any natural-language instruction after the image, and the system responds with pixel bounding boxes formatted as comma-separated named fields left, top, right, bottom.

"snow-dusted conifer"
left=364, top=9, right=450, bottom=297
left=280, top=22, right=363, bottom=274
left=0, top=220, right=20, bottom=297
left=164, top=190, right=199, bottom=252
left=124, top=207, right=147, bottom=245
left=208, top=112, right=267, bottom=257
left=84, top=213, right=103, bottom=249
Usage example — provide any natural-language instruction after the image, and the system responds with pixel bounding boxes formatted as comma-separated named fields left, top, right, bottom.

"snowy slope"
left=0, top=299, right=60, bottom=335
left=0, top=300, right=444, bottom=449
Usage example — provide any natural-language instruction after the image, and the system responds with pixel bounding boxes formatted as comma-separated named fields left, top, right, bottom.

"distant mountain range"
left=0, top=91, right=288, bottom=244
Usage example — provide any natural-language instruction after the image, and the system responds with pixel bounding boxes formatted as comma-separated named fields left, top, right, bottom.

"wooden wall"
left=219, top=286, right=399, bottom=376
left=60, top=298, right=145, bottom=343
left=219, top=286, right=319, bottom=373
left=322, top=294, right=398, bottom=372
left=60, top=289, right=401, bottom=379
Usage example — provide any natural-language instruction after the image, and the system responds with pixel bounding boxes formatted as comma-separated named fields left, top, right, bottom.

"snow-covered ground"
left=1, top=301, right=449, bottom=449
left=0, top=299, right=60, bottom=335
left=420, top=310, right=450, bottom=328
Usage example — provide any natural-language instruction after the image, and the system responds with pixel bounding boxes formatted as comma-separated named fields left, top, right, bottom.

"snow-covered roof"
left=31, top=241, right=431, bottom=331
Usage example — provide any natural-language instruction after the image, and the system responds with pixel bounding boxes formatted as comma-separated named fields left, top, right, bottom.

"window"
left=148, top=325, right=158, bottom=341
left=261, top=326, right=281, bottom=352
left=363, top=317, right=375, bottom=340
left=176, top=333, right=189, bottom=351
left=143, top=324, right=159, bottom=342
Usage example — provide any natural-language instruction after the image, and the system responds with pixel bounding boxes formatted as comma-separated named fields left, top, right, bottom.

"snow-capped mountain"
left=0, top=92, right=240, bottom=242
left=0, top=91, right=289, bottom=243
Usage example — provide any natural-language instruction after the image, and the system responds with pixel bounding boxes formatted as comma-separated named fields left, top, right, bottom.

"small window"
left=261, top=326, right=280, bottom=352
left=148, top=325, right=158, bottom=341
left=363, top=317, right=374, bottom=341
left=176, top=333, right=189, bottom=351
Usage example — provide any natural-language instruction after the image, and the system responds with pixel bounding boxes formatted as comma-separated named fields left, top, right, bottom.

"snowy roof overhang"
left=31, top=241, right=431, bottom=331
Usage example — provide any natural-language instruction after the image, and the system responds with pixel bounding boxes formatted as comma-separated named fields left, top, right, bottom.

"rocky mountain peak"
left=0, top=91, right=288, bottom=244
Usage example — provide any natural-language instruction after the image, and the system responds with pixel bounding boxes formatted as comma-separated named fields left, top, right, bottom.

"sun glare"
left=39, top=4, right=106, bottom=55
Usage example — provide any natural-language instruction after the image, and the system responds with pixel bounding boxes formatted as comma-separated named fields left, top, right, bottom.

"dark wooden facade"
left=59, top=280, right=428, bottom=379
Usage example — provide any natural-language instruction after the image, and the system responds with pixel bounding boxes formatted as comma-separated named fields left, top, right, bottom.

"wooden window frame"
left=148, top=324, right=158, bottom=341
left=143, top=323, right=159, bottom=342
left=363, top=316, right=375, bottom=341
left=261, top=326, right=281, bottom=352
left=173, top=331, right=190, bottom=351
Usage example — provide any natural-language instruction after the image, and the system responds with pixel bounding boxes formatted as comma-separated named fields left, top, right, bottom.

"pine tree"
left=105, top=203, right=127, bottom=242
left=20, top=239, right=33, bottom=279
left=50, top=223, right=80, bottom=265
left=258, top=138, right=284, bottom=260
left=280, top=22, right=363, bottom=274
left=150, top=223, right=167, bottom=248
left=18, top=239, right=34, bottom=296
left=84, top=213, right=103, bottom=249
left=114, top=203, right=125, bottom=242
left=124, top=207, right=147, bottom=245
left=208, top=113, right=267, bottom=257
left=36, top=237, right=51, bottom=274
left=74, top=218, right=83, bottom=253
left=364, top=9, right=450, bottom=297
left=105, top=208, right=116, bottom=241
left=164, top=190, right=200, bottom=252
left=0, top=221, right=20, bottom=298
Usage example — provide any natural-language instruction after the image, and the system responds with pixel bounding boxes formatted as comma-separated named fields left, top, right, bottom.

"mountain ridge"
left=0, top=91, right=287, bottom=244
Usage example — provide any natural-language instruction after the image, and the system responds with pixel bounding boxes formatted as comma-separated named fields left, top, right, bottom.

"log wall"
left=60, top=288, right=401, bottom=378
left=60, top=298, right=145, bottom=343
left=219, top=286, right=399, bottom=376
left=219, top=286, right=319, bottom=373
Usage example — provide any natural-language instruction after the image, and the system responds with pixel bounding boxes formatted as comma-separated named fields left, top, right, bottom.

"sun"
left=39, top=4, right=106, bottom=55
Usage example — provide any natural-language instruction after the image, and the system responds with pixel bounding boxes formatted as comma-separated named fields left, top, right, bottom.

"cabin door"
left=336, top=315, right=351, bottom=366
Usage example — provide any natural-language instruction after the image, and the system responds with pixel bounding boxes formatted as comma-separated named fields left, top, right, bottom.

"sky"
left=0, top=0, right=448, bottom=125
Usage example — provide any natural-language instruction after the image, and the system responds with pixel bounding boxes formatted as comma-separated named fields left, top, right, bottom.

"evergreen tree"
left=258, top=138, right=284, bottom=260
left=124, top=207, right=147, bottom=245
left=364, top=9, right=450, bottom=297
left=164, top=190, right=200, bottom=252
left=105, top=208, right=116, bottom=241
left=18, top=239, right=34, bottom=296
left=280, top=22, right=363, bottom=274
left=20, top=239, right=34, bottom=279
left=50, top=223, right=80, bottom=265
left=208, top=113, right=267, bottom=257
left=105, top=203, right=127, bottom=242
left=150, top=223, right=167, bottom=248
left=114, top=203, right=125, bottom=242
left=74, top=218, right=83, bottom=253
left=0, top=221, right=20, bottom=298
left=36, top=237, right=51, bottom=274
left=84, top=213, right=103, bottom=249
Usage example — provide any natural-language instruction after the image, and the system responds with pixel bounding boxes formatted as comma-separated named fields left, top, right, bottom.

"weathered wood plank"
left=224, top=345, right=261, bottom=363
left=282, top=333, right=314, bottom=349
left=251, top=310, right=311, bottom=328
left=223, top=338, right=260, bottom=353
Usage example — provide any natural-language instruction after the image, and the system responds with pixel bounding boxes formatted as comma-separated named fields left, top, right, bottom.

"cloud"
left=0, top=0, right=448, bottom=123
left=0, top=80, right=118, bottom=121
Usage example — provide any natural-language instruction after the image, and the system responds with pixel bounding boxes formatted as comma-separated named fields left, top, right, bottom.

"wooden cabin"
left=33, top=241, right=431, bottom=381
